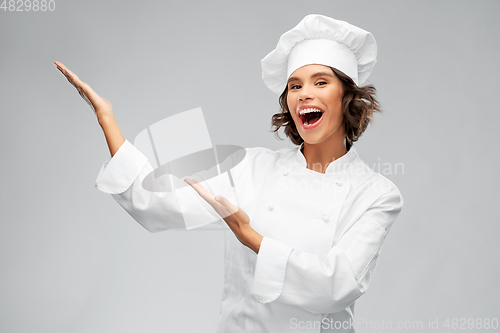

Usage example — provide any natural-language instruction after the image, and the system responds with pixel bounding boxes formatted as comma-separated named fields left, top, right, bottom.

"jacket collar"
left=295, top=141, right=358, bottom=175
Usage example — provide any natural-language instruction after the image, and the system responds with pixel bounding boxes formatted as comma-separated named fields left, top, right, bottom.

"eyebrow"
left=287, top=71, right=335, bottom=84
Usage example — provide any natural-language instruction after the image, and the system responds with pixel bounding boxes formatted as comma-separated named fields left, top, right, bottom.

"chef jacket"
left=95, top=139, right=404, bottom=333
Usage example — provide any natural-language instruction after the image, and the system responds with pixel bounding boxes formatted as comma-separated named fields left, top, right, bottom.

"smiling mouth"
left=299, top=108, right=324, bottom=126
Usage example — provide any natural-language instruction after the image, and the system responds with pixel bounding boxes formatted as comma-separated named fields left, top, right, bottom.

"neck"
left=301, top=135, right=348, bottom=174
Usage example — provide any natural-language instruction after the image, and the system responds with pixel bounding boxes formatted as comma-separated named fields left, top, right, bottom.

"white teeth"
left=299, top=108, right=322, bottom=115
left=300, top=108, right=322, bottom=126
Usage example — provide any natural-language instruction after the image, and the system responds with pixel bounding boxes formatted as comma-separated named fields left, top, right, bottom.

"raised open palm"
left=54, top=61, right=113, bottom=120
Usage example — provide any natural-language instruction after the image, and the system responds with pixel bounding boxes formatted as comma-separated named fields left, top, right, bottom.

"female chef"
left=55, top=14, right=403, bottom=333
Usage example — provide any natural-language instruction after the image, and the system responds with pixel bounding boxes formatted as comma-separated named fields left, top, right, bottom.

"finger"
left=55, top=61, right=81, bottom=85
left=183, top=178, right=225, bottom=214
left=77, top=87, right=96, bottom=113
left=55, top=62, right=87, bottom=95
left=215, top=195, right=239, bottom=215
left=54, top=61, right=101, bottom=111
left=184, top=178, right=217, bottom=203
left=55, top=64, right=93, bottom=109
left=184, top=178, right=232, bottom=218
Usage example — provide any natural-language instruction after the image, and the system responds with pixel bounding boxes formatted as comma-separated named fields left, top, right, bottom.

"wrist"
left=239, top=225, right=263, bottom=254
left=98, top=113, right=116, bottom=127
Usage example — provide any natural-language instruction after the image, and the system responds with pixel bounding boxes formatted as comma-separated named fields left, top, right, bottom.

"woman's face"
left=286, top=64, right=345, bottom=146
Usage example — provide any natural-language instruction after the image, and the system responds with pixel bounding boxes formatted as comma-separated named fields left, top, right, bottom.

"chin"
left=301, top=134, right=329, bottom=145
left=302, top=129, right=344, bottom=146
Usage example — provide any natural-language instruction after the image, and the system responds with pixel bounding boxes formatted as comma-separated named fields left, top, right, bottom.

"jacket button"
left=269, top=204, right=274, bottom=211
left=336, top=181, right=343, bottom=186
left=283, top=169, right=288, bottom=176
left=322, top=215, right=329, bottom=222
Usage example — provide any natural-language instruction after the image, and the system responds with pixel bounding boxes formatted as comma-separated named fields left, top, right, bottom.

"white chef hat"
left=261, top=14, right=378, bottom=95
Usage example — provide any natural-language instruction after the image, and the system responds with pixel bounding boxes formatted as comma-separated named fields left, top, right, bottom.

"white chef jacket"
left=95, top=139, right=404, bottom=332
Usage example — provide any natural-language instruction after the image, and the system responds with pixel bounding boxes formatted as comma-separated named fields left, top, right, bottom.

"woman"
left=55, top=14, right=403, bottom=333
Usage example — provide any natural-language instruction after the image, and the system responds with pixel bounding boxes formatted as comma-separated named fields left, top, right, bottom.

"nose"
left=298, top=84, right=314, bottom=102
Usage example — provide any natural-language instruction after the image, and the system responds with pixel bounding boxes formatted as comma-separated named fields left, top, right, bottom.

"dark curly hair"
left=269, top=66, right=381, bottom=151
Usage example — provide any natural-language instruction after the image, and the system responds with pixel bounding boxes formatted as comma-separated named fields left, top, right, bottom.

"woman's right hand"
left=54, top=61, right=114, bottom=122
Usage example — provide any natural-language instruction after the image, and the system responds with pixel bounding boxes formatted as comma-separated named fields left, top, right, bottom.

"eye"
left=289, top=84, right=301, bottom=90
left=316, top=81, right=327, bottom=86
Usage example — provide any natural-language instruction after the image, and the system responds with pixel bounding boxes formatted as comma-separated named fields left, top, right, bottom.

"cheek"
left=327, top=92, right=343, bottom=113
left=290, top=112, right=300, bottom=126
left=324, top=93, right=344, bottom=123
left=333, top=108, right=344, bottom=125
left=286, top=95, right=295, bottom=110
left=287, top=99, right=300, bottom=122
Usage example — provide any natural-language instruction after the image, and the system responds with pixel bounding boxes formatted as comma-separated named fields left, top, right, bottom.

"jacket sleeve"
left=95, top=139, right=234, bottom=232
left=250, top=188, right=404, bottom=314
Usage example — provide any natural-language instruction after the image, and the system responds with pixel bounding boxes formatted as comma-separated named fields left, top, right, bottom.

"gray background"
left=1, top=0, right=499, bottom=332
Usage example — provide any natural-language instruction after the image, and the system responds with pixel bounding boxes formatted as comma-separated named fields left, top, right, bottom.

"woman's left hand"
left=184, top=178, right=263, bottom=254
